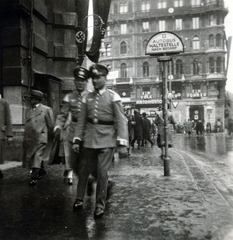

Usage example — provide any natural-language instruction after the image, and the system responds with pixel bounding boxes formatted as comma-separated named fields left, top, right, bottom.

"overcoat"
left=142, top=117, right=151, bottom=139
left=133, top=113, right=143, bottom=141
left=156, top=111, right=176, bottom=148
left=22, top=104, right=54, bottom=169
left=0, top=98, right=13, bottom=164
left=0, top=98, right=13, bottom=140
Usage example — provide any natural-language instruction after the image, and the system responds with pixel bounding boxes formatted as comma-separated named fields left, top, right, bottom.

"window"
left=193, top=58, right=200, bottom=75
left=159, top=20, right=165, bottom=31
left=120, top=41, right=127, bottom=54
left=142, top=0, right=150, bottom=11
left=158, top=0, right=167, bottom=9
left=209, top=34, right=214, bottom=48
left=114, top=3, right=118, bottom=14
left=120, top=63, right=127, bottom=78
left=143, top=62, right=149, bottom=77
left=106, top=44, right=111, bottom=56
left=191, top=0, right=200, bottom=7
left=174, top=0, right=183, bottom=7
left=176, top=59, right=183, bottom=76
left=216, top=14, right=221, bottom=25
left=142, top=22, right=149, bottom=32
left=209, top=15, right=214, bottom=26
left=121, top=24, right=127, bottom=34
left=175, top=19, right=182, bottom=30
left=216, top=34, right=222, bottom=47
left=192, top=17, right=199, bottom=29
left=209, top=57, right=215, bottom=73
left=193, top=36, right=200, bottom=50
left=216, top=57, right=222, bottom=73
left=120, top=2, right=127, bottom=13
left=106, top=26, right=110, bottom=37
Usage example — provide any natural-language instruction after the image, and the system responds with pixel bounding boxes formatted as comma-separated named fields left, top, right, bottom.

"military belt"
left=87, top=118, right=114, bottom=125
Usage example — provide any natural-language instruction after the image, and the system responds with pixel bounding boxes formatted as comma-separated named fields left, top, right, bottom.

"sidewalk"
left=0, top=145, right=233, bottom=240
left=0, top=160, right=21, bottom=170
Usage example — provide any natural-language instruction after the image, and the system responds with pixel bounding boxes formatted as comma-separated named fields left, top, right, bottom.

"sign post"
left=145, top=31, right=184, bottom=176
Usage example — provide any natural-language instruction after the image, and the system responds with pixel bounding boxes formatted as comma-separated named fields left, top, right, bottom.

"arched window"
left=216, top=34, right=221, bottom=47
left=120, top=63, right=127, bottom=78
left=216, top=57, right=222, bottom=73
left=176, top=59, right=183, bottom=76
left=120, top=41, right=127, bottom=54
left=193, top=36, right=200, bottom=50
left=193, top=58, right=200, bottom=75
left=209, top=34, right=214, bottom=48
left=209, top=57, right=215, bottom=73
left=143, top=62, right=149, bottom=77
left=106, top=44, right=111, bottom=56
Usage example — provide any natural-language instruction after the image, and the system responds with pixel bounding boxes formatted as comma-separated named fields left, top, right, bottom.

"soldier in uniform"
left=72, top=64, right=128, bottom=218
left=22, top=90, right=54, bottom=186
left=53, top=66, right=90, bottom=185
left=0, top=95, right=13, bottom=178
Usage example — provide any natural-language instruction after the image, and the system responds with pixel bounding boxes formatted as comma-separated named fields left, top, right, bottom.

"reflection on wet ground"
left=0, top=133, right=233, bottom=240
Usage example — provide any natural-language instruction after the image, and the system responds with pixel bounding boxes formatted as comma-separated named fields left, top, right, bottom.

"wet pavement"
left=1, top=133, right=233, bottom=240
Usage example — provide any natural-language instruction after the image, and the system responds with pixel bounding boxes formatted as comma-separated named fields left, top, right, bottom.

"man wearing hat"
left=22, top=90, right=54, bottom=186
left=53, top=66, right=90, bottom=185
left=72, top=63, right=128, bottom=218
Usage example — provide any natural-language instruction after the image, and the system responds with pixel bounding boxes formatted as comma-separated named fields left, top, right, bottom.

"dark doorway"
left=189, top=105, right=204, bottom=123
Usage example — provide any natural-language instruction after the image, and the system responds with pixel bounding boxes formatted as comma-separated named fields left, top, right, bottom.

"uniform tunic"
left=74, top=88, right=128, bottom=210
left=53, top=90, right=89, bottom=171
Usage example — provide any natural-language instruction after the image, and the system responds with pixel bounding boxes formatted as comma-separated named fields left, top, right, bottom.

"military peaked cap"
left=89, top=64, right=109, bottom=78
left=73, top=66, right=90, bottom=80
left=30, top=90, right=43, bottom=99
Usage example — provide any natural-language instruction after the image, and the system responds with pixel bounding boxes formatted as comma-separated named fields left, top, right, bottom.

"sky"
left=224, top=0, right=233, bottom=93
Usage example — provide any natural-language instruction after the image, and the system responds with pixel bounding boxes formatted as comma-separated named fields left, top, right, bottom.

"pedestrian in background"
left=206, top=122, right=211, bottom=135
left=53, top=66, right=90, bottom=185
left=0, top=95, right=13, bottom=178
left=22, top=90, right=54, bottom=186
left=131, top=110, right=143, bottom=149
left=72, top=63, right=128, bottom=218
left=155, top=105, right=176, bottom=158
left=124, top=108, right=135, bottom=155
left=196, top=119, right=204, bottom=136
left=186, top=119, right=193, bottom=137
left=141, top=112, right=154, bottom=147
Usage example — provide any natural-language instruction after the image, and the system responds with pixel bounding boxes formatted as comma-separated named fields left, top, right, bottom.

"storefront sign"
left=140, top=91, right=152, bottom=100
left=136, top=99, right=162, bottom=104
left=145, top=31, right=184, bottom=56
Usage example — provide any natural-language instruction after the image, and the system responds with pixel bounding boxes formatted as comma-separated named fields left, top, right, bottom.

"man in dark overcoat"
left=131, top=110, right=143, bottom=149
left=22, top=90, right=54, bottom=186
left=0, top=95, right=13, bottom=178
left=142, top=112, right=154, bottom=147
left=53, top=66, right=90, bottom=185
left=72, top=64, right=128, bottom=218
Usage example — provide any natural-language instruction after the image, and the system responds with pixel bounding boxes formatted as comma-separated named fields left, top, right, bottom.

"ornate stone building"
left=99, top=0, right=228, bottom=127
left=0, top=0, right=81, bottom=127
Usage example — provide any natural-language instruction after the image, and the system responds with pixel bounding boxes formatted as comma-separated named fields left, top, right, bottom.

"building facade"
left=0, top=0, right=82, bottom=128
left=99, top=0, right=228, bottom=128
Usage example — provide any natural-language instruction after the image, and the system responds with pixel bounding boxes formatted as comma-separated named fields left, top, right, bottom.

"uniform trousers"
left=76, top=147, right=115, bottom=210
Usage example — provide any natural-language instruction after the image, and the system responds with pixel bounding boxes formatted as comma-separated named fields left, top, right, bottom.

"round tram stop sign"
left=145, top=31, right=184, bottom=56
